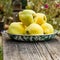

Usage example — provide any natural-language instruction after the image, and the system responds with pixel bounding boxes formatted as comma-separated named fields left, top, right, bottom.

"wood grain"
left=2, top=33, right=60, bottom=60
left=45, top=36, right=60, bottom=60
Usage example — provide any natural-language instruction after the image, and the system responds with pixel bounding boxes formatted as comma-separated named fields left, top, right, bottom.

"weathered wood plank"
left=17, top=43, right=44, bottom=60
left=3, top=40, right=53, bottom=60
left=44, top=36, right=60, bottom=60
left=35, top=42, right=52, bottom=60
left=2, top=33, right=53, bottom=60
left=3, top=38, right=21, bottom=60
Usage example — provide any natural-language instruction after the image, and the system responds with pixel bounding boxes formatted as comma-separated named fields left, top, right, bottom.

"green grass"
left=0, top=47, right=3, bottom=60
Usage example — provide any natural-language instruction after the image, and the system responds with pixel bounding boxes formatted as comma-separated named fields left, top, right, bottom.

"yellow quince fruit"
left=19, top=9, right=36, bottom=26
left=34, top=13, right=47, bottom=25
left=8, top=22, right=25, bottom=34
left=41, top=23, right=54, bottom=34
left=25, top=23, right=43, bottom=35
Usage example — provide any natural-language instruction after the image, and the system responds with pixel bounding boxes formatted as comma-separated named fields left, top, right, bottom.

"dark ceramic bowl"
left=7, top=33, right=56, bottom=41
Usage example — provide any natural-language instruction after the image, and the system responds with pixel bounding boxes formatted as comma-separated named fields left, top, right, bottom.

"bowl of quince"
left=7, top=9, right=56, bottom=41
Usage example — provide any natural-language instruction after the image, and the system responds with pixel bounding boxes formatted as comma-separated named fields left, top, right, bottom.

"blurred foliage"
left=0, top=0, right=13, bottom=22
left=21, top=0, right=27, bottom=9
left=26, top=0, right=60, bottom=31
left=0, top=0, right=13, bottom=16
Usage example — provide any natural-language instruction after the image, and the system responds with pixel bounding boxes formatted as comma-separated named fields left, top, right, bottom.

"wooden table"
left=2, top=32, right=60, bottom=60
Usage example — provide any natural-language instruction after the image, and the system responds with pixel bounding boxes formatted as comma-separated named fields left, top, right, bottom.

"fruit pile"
left=8, top=9, right=54, bottom=35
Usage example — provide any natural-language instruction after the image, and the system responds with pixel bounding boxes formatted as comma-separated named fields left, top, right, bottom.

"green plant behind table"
left=0, top=47, right=3, bottom=60
left=26, top=0, right=60, bottom=31
left=0, top=0, right=13, bottom=23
